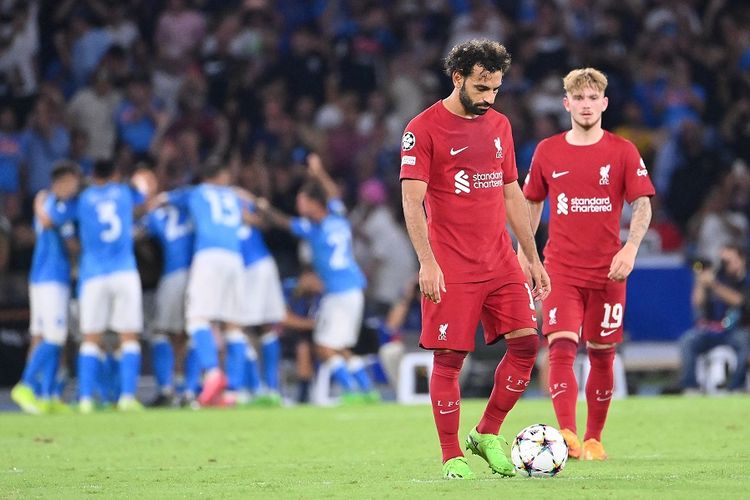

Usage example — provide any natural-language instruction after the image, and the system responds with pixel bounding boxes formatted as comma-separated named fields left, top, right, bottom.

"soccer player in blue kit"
left=141, top=197, right=194, bottom=406
left=161, top=160, right=247, bottom=406
left=44, top=160, right=148, bottom=413
left=256, top=154, right=377, bottom=403
left=11, top=161, right=81, bottom=414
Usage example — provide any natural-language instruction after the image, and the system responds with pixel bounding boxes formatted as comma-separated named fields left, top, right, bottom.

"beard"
left=572, top=114, right=601, bottom=131
left=459, top=83, right=490, bottom=116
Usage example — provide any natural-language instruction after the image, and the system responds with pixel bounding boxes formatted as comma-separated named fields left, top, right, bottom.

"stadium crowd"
left=2, top=0, right=750, bottom=408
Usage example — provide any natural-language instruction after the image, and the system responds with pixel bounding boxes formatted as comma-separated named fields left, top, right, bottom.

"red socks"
left=476, top=334, right=539, bottom=435
left=430, top=351, right=467, bottom=462
left=585, top=346, right=616, bottom=441
left=548, top=338, right=579, bottom=433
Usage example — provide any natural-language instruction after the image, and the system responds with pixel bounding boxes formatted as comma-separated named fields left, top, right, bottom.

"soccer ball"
left=510, top=424, right=568, bottom=477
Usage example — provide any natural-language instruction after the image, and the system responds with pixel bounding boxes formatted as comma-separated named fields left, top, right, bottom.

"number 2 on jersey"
left=326, top=231, right=350, bottom=270
left=96, top=200, right=122, bottom=242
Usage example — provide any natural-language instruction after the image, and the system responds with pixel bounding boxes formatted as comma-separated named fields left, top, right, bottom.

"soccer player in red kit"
left=401, top=40, right=551, bottom=479
left=520, top=68, right=655, bottom=460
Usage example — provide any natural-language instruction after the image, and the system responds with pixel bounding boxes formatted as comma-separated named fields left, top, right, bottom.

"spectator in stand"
left=155, top=0, right=206, bottom=63
left=67, top=67, right=121, bottom=161
left=115, top=74, right=167, bottom=158
left=0, top=107, right=23, bottom=221
left=20, top=97, right=70, bottom=197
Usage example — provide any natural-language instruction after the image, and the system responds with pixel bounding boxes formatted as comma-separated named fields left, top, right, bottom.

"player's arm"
left=255, top=198, right=292, bottom=231
left=34, top=190, right=53, bottom=228
left=504, top=180, right=550, bottom=301
left=608, top=196, right=653, bottom=281
left=307, top=153, right=340, bottom=200
left=401, top=179, right=444, bottom=304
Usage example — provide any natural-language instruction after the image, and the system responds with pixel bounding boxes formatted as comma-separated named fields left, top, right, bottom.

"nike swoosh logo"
left=550, top=390, right=566, bottom=399
left=596, top=396, right=613, bottom=402
left=600, top=329, right=617, bottom=337
left=450, top=146, right=469, bottom=156
left=505, top=385, right=525, bottom=393
left=439, top=408, right=459, bottom=415
left=551, top=170, right=569, bottom=178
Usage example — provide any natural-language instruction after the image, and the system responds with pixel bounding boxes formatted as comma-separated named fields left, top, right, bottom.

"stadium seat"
left=575, top=352, right=627, bottom=400
left=696, top=346, right=737, bottom=394
left=397, top=352, right=434, bottom=404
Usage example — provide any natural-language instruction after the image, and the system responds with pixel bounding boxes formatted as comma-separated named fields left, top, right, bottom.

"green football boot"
left=10, top=383, right=42, bottom=415
left=363, top=390, right=382, bottom=403
left=465, top=427, right=516, bottom=477
left=117, top=398, right=145, bottom=412
left=252, top=393, right=283, bottom=407
left=442, top=456, right=475, bottom=479
left=46, top=399, right=74, bottom=414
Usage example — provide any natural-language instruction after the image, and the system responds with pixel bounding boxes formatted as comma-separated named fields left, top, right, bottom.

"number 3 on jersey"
left=96, top=200, right=122, bottom=242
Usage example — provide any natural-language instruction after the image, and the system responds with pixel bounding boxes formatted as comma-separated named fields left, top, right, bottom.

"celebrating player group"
left=400, top=40, right=654, bottom=478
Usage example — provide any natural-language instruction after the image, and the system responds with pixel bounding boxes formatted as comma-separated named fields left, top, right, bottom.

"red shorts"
left=420, top=269, right=538, bottom=352
left=541, top=276, right=627, bottom=344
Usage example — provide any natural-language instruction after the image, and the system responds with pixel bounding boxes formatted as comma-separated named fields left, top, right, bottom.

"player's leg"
left=540, top=279, right=585, bottom=457
left=37, top=283, right=70, bottom=412
left=470, top=277, right=539, bottom=476
left=580, top=280, right=627, bottom=460
left=724, top=326, right=750, bottom=392
left=110, top=271, right=145, bottom=411
left=312, top=292, right=359, bottom=398
left=421, top=281, right=482, bottom=478
left=12, top=284, right=61, bottom=413
left=148, top=272, right=183, bottom=405
left=338, top=289, right=378, bottom=400
left=77, top=276, right=111, bottom=413
left=185, top=252, right=228, bottom=406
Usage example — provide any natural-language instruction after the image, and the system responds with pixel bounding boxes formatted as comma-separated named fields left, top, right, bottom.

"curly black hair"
left=444, top=39, right=511, bottom=78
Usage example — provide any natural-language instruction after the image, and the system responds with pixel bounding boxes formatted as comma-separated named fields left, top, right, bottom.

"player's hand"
left=306, top=153, right=324, bottom=176
left=528, top=258, right=551, bottom=301
left=517, top=248, right=533, bottom=286
left=608, top=242, right=637, bottom=281
left=419, top=258, right=446, bottom=304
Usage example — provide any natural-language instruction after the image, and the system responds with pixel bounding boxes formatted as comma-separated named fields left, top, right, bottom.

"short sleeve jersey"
left=168, top=184, right=242, bottom=256
left=143, top=205, right=194, bottom=276
left=399, top=101, right=519, bottom=283
left=523, top=131, right=656, bottom=287
left=51, top=183, right=143, bottom=282
left=290, top=199, right=366, bottom=294
left=30, top=195, right=75, bottom=285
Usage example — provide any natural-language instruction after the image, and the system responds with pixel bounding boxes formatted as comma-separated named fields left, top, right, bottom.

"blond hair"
left=562, top=68, right=608, bottom=94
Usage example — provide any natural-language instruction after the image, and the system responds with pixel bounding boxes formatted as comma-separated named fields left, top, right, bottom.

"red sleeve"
left=622, top=140, right=656, bottom=203
left=522, top=143, right=548, bottom=201
left=500, top=118, right=519, bottom=184
left=399, top=117, right=433, bottom=183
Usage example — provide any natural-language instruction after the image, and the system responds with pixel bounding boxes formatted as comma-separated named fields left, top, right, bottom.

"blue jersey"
left=238, top=203, right=271, bottom=267
left=30, top=195, right=75, bottom=285
left=290, top=199, right=366, bottom=294
left=143, top=205, right=194, bottom=275
left=52, top=183, right=143, bottom=282
left=168, top=184, right=242, bottom=255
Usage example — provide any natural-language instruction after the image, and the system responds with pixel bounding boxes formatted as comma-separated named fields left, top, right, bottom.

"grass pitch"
left=2, top=396, right=749, bottom=499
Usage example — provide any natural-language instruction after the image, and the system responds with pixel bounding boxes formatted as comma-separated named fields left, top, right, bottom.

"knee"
left=507, top=333, right=540, bottom=359
left=433, top=350, right=467, bottom=372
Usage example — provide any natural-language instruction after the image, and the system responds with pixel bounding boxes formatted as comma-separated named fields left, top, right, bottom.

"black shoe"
left=147, top=393, right=174, bottom=407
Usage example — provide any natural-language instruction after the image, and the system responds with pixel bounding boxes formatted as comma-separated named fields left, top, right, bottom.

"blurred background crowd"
left=1, top=0, right=750, bottom=396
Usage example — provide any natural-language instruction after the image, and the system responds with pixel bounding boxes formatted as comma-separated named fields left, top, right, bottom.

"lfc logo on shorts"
left=549, top=307, right=558, bottom=325
left=438, top=323, right=448, bottom=341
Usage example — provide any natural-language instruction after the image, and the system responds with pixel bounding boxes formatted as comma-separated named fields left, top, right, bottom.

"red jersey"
left=400, top=101, right=519, bottom=283
left=523, top=131, right=655, bottom=288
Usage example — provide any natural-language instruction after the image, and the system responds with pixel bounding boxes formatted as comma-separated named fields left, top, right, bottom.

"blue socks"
left=22, top=341, right=60, bottom=396
left=119, top=341, right=141, bottom=398
left=328, top=356, right=355, bottom=393
left=244, top=344, right=261, bottom=394
left=261, top=332, right=281, bottom=392
left=225, top=331, right=247, bottom=391
left=78, top=342, right=101, bottom=401
left=190, top=323, right=219, bottom=371
left=348, top=356, right=373, bottom=392
left=151, top=335, right=174, bottom=392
